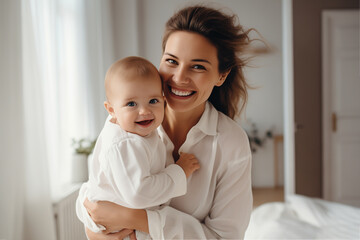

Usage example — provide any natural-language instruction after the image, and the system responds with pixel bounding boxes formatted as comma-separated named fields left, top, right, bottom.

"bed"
left=244, top=194, right=360, bottom=239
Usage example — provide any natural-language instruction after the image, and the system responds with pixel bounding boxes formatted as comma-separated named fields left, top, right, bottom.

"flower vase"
left=71, top=153, right=89, bottom=183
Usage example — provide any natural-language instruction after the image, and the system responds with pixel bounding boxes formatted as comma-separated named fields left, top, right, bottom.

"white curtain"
left=0, top=0, right=112, bottom=239
left=0, top=0, right=57, bottom=239
left=47, top=0, right=111, bottom=188
left=22, top=0, right=110, bottom=190
left=21, top=0, right=58, bottom=238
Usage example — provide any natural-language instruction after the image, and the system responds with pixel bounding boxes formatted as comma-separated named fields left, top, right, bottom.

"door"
left=322, top=10, right=360, bottom=207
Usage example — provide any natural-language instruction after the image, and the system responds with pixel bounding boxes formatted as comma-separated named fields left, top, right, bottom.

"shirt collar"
left=158, top=101, right=219, bottom=141
left=194, top=101, right=218, bottom=136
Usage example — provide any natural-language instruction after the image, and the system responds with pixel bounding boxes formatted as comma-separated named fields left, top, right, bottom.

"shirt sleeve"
left=102, top=138, right=187, bottom=209
left=75, top=182, right=106, bottom=233
left=146, top=154, right=253, bottom=239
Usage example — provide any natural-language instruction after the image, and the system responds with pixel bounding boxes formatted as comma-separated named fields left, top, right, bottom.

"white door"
left=322, top=10, right=360, bottom=207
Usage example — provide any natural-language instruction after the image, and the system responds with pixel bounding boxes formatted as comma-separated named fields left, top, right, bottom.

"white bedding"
left=245, top=194, right=360, bottom=239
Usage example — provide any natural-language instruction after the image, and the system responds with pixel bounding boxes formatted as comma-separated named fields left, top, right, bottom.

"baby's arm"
left=103, top=139, right=192, bottom=208
left=175, top=153, right=200, bottom=178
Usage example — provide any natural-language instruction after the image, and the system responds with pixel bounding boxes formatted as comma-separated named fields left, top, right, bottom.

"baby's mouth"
left=136, top=119, right=154, bottom=126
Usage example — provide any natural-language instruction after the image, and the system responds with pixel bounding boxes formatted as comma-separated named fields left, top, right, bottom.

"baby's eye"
left=126, top=101, right=137, bottom=107
left=149, top=99, right=159, bottom=104
left=193, top=65, right=206, bottom=70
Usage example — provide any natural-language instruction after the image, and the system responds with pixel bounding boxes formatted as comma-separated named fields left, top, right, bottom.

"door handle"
left=332, top=112, right=337, bottom=132
left=295, top=122, right=304, bottom=132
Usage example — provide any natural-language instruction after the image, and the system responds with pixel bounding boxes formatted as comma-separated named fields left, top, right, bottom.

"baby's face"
left=110, top=75, right=164, bottom=137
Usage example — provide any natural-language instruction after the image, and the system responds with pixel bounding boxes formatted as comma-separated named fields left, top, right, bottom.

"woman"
left=84, top=5, right=253, bottom=239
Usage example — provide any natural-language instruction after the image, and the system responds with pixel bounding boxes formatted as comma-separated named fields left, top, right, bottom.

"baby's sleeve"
left=75, top=182, right=106, bottom=233
left=103, top=138, right=187, bottom=209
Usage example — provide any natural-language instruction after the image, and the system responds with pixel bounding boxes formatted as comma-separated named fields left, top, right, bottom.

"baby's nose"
left=139, top=106, right=151, bottom=115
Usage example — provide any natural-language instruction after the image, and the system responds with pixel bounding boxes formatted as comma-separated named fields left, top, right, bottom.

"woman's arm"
left=85, top=198, right=219, bottom=239
left=85, top=228, right=136, bottom=240
left=84, top=199, right=149, bottom=234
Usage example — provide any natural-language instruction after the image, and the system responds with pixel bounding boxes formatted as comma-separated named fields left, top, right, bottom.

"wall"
left=0, top=1, right=25, bottom=239
left=293, top=0, right=359, bottom=197
left=110, top=0, right=283, bottom=187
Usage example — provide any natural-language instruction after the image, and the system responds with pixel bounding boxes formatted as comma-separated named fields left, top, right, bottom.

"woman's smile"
left=169, top=86, right=196, bottom=97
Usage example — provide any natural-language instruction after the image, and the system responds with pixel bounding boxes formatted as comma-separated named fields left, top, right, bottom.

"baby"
left=76, top=56, right=200, bottom=238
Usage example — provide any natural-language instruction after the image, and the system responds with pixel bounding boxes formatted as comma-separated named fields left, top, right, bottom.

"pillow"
left=287, top=194, right=360, bottom=239
left=245, top=202, right=319, bottom=239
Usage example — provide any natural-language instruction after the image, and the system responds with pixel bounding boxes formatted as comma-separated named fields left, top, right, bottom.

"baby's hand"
left=176, top=153, right=200, bottom=178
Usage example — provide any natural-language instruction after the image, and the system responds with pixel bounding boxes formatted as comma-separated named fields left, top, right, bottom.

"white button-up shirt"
left=147, top=102, right=253, bottom=239
left=76, top=117, right=187, bottom=233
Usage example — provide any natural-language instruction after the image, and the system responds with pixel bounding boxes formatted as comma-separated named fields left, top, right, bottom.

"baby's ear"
left=104, top=101, right=115, bottom=117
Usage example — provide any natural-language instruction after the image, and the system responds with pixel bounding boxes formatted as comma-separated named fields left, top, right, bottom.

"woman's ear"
left=215, top=70, right=231, bottom=87
left=104, top=101, right=115, bottom=117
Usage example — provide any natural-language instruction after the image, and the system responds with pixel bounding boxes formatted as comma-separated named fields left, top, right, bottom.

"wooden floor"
left=252, top=187, right=284, bottom=208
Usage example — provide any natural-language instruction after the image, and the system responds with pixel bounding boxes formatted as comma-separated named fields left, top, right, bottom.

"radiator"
left=53, top=187, right=87, bottom=240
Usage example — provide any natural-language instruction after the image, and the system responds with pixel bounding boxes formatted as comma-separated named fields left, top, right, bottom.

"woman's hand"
left=84, top=198, right=133, bottom=232
left=84, top=198, right=149, bottom=234
left=85, top=227, right=137, bottom=240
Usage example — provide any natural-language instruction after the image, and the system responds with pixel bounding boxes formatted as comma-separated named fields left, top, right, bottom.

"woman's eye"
left=126, top=101, right=136, bottom=107
left=149, top=99, right=159, bottom=104
left=193, top=65, right=206, bottom=70
left=166, top=59, right=178, bottom=65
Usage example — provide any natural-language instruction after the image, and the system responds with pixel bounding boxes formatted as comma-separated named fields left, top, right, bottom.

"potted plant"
left=246, top=123, right=273, bottom=153
left=71, top=138, right=96, bottom=183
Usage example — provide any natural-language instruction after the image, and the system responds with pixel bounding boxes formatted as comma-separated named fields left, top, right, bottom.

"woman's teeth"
left=171, top=88, right=193, bottom=97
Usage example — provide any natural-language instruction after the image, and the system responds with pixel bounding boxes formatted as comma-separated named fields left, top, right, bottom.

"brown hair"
left=105, top=56, right=160, bottom=101
left=162, top=5, right=253, bottom=119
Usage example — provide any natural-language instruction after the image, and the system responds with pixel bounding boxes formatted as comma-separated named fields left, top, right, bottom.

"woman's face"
left=159, top=31, right=225, bottom=115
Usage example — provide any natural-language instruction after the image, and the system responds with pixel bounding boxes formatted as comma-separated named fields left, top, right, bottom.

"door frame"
left=282, top=0, right=296, bottom=199
left=322, top=10, right=333, bottom=201
left=322, top=9, right=359, bottom=201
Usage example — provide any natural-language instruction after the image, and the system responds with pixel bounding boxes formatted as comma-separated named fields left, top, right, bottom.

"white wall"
left=110, top=0, right=283, bottom=187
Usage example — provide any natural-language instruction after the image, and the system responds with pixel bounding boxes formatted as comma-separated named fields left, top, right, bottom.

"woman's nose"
left=173, top=66, right=190, bottom=85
